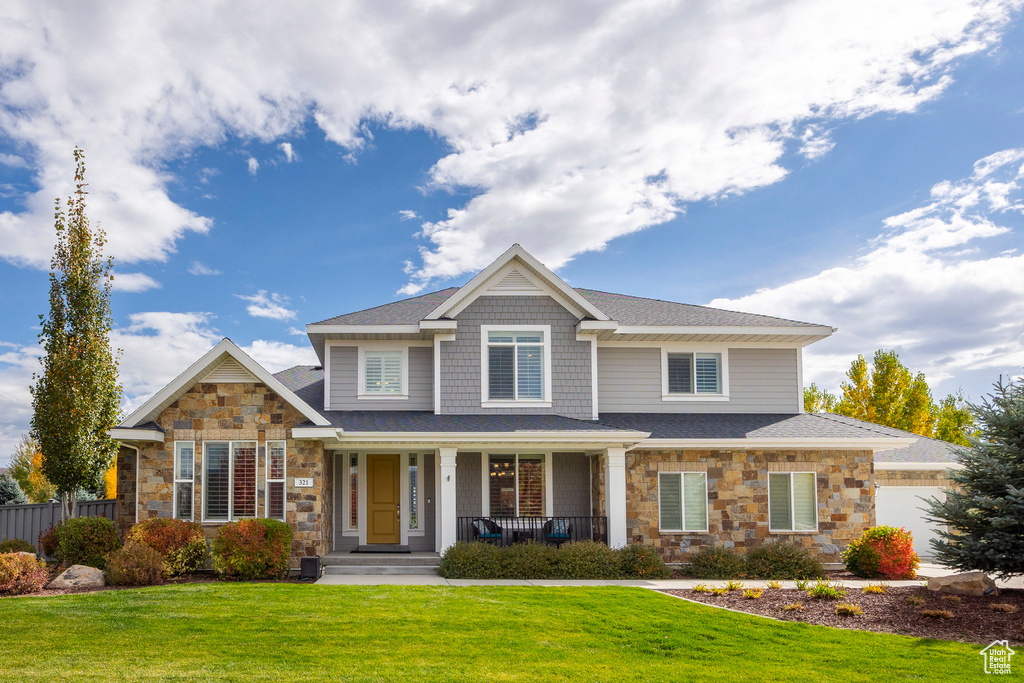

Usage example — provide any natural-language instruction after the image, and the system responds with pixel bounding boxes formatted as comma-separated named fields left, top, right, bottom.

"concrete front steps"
left=322, top=552, right=440, bottom=576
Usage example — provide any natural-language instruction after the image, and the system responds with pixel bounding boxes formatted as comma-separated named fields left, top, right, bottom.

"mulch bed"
left=664, top=585, right=1024, bottom=645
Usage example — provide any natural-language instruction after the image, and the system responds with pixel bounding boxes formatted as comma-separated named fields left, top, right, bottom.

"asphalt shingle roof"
left=312, top=288, right=459, bottom=325
left=596, top=413, right=896, bottom=440
left=317, top=411, right=630, bottom=432
left=812, top=413, right=961, bottom=463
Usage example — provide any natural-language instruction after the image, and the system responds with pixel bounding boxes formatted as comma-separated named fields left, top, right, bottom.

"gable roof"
left=814, top=413, right=962, bottom=464
left=119, top=339, right=330, bottom=428
left=312, top=288, right=459, bottom=326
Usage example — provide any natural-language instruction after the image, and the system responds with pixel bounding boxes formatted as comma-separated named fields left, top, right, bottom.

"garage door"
left=875, top=486, right=946, bottom=559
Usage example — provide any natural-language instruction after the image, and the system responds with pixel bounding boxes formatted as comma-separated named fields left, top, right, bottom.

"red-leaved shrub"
left=842, top=525, right=919, bottom=579
left=126, top=518, right=207, bottom=576
left=38, top=525, right=59, bottom=558
left=0, top=553, right=49, bottom=595
left=105, top=542, right=165, bottom=586
left=211, top=518, right=292, bottom=580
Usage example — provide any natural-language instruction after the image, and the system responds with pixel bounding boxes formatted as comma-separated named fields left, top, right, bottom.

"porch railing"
left=456, top=516, right=608, bottom=546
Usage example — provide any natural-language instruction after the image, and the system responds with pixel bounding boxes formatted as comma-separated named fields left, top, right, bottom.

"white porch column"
left=438, top=447, right=458, bottom=552
left=604, top=447, right=628, bottom=549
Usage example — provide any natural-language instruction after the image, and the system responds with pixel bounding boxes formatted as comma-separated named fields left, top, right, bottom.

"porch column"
left=605, top=447, right=628, bottom=549
left=438, top=447, right=458, bottom=552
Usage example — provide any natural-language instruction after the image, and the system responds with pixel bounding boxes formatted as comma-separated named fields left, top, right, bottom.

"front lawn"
left=0, top=584, right=981, bottom=681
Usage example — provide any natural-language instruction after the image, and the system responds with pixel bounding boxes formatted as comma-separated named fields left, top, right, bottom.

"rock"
left=47, top=564, right=105, bottom=590
left=927, top=571, right=999, bottom=597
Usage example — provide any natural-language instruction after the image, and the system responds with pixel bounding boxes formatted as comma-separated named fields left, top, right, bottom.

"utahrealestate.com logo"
left=980, top=640, right=1015, bottom=675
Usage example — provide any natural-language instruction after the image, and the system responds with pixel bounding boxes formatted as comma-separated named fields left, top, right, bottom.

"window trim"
left=173, top=441, right=195, bottom=522
left=357, top=344, right=410, bottom=400
left=265, top=440, right=287, bottom=522
left=657, top=471, right=709, bottom=533
left=480, top=325, right=553, bottom=408
left=202, top=440, right=259, bottom=523
left=767, top=471, right=819, bottom=533
left=407, top=453, right=423, bottom=533
left=660, top=345, right=730, bottom=401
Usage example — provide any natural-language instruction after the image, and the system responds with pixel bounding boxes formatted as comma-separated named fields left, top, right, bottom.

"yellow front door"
left=366, top=454, right=401, bottom=544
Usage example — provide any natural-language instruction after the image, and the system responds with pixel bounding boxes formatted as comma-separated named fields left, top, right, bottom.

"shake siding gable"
left=598, top=347, right=799, bottom=413
left=328, top=345, right=434, bottom=410
left=441, top=296, right=593, bottom=418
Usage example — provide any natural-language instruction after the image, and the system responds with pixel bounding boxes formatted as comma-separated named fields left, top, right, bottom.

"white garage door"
left=875, top=486, right=946, bottom=559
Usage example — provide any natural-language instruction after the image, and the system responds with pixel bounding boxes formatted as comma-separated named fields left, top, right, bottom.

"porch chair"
left=542, top=518, right=573, bottom=547
left=471, top=518, right=504, bottom=546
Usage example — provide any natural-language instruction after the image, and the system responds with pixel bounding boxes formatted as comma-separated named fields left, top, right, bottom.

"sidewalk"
left=315, top=563, right=1024, bottom=588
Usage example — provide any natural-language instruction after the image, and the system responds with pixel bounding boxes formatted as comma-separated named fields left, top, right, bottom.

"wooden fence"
left=0, top=499, right=116, bottom=552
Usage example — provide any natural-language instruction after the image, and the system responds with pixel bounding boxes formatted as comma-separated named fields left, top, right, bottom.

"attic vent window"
left=489, top=267, right=541, bottom=293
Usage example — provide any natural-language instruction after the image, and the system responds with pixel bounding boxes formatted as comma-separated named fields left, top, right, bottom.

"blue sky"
left=1, top=1, right=1023, bottom=464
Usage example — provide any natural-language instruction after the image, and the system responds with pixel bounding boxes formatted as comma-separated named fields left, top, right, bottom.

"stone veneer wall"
left=590, top=453, right=605, bottom=518
left=874, top=469, right=954, bottom=488
left=115, top=445, right=137, bottom=533
left=129, top=381, right=330, bottom=566
left=626, top=449, right=874, bottom=564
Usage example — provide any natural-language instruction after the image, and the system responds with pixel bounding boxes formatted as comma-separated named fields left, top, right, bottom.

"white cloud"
left=0, top=153, right=27, bottom=168
left=243, top=339, right=317, bottom=371
left=198, top=167, right=220, bottom=184
left=188, top=260, right=220, bottom=276
left=398, top=210, right=419, bottom=221
left=110, top=271, right=160, bottom=292
left=278, top=142, right=298, bottom=163
left=287, top=326, right=306, bottom=336
left=798, top=126, right=836, bottom=161
left=0, top=1, right=1018, bottom=288
left=710, top=147, right=1024, bottom=400
left=246, top=156, right=259, bottom=175
left=236, top=290, right=297, bottom=320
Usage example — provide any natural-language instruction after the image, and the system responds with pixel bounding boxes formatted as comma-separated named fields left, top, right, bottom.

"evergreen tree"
left=924, top=376, right=1024, bottom=579
left=30, top=149, right=122, bottom=519
left=0, top=473, right=27, bottom=505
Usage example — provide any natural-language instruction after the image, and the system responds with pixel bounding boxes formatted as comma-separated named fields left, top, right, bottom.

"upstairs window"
left=358, top=347, right=408, bottom=399
left=662, top=349, right=727, bottom=399
left=483, top=327, right=550, bottom=404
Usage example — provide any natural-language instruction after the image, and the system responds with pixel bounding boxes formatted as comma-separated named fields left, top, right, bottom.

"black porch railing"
left=456, top=516, right=608, bottom=546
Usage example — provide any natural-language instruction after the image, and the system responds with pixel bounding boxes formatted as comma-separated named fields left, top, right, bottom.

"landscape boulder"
left=926, top=571, right=999, bottom=597
left=48, top=564, right=105, bottom=590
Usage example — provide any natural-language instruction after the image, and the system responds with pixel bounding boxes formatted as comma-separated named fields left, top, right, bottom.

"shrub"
left=618, top=544, right=671, bottom=579
left=685, top=546, right=745, bottom=579
left=437, top=542, right=501, bottom=579
left=38, top=525, right=59, bottom=558
left=501, top=542, right=560, bottom=579
left=743, top=588, right=763, bottom=599
left=919, top=609, right=954, bottom=619
left=711, top=586, right=728, bottom=596
left=555, top=541, right=618, bottom=580
left=941, top=594, right=961, bottom=604
left=126, top=518, right=207, bottom=576
left=794, top=579, right=810, bottom=591
left=744, top=542, right=824, bottom=580
left=0, top=539, right=36, bottom=554
left=990, top=603, right=1017, bottom=613
left=105, top=542, right=164, bottom=586
left=54, top=517, right=120, bottom=568
left=765, top=580, right=782, bottom=590
left=836, top=602, right=864, bottom=617
left=725, top=580, right=745, bottom=592
left=782, top=602, right=805, bottom=612
left=0, top=553, right=49, bottom=595
left=806, top=581, right=845, bottom=600
left=906, top=595, right=927, bottom=606
left=692, top=583, right=710, bottom=593
left=211, top=518, right=292, bottom=580
left=842, top=526, right=919, bottom=580
left=862, top=583, right=887, bottom=594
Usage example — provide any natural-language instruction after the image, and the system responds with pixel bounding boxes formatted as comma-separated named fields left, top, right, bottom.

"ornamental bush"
left=843, top=525, right=919, bottom=580
left=38, top=525, right=59, bottom=558
left=685, top=546, right=745, bottom=579
left=105, top=542, right=164, bottom=586
left=0, top=539, right=36, bottom=554
left=126, top=518, right=207, bottom=576
left=555, top=541, right=620, bottom=579
left=211, top=518, right=293, bottom=580
left=436, top=541, right=501, bottom=579
left=744, top=542, right=825, bottom=580
left=618, top=544, right=671, bottom=579
left=0, top=553, right=49, bottom=595
left=53, top=517, right=121, bottom=569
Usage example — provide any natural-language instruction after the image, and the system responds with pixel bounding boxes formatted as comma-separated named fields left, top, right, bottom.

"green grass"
left=0, top=584, right=981, bottom=682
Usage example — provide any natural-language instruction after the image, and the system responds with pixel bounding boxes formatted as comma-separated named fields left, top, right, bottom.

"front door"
left=366, top=454, right=401, bottom=544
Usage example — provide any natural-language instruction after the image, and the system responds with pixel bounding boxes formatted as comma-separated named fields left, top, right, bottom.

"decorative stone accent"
left=48, top=565, right=105, bottom=589
left=927, top=571, right=999, bottom=597
left=625, top=449, right=874, bottom=564
left=115, top=445, right=137, bottom=534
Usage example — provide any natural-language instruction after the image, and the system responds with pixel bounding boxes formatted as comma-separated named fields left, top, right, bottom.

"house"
left=111, top=244, right=944, bottom=567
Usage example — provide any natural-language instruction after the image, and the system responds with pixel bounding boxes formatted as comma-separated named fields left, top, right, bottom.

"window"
left=173, top=442, right=194, bottom=521
left=658, top=472, right=708, bottom=532
left=481, top=326, right=551, bottom=406
left=357, top=347, right=408, bottom=399
left=488, top=454, right=545, bottom=516
left=662, top=349, right=727, bottom=399
left=408, top=454, right=419, bottom=530
left=266, top=441, right=286, bottom=521
left=768, top=472, right=818, bottom=532
left=348, top=454, right=359, bottom=530
left=204, top=441, right=258, bottom=521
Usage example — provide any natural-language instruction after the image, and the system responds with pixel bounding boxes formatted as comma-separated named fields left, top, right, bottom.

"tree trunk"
left=61, top=489, right=78, bottom=520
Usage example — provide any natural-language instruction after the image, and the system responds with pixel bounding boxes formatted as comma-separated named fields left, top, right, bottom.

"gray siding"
left=456, top=452, right=482, bottom=517
left=409, top=453, right=435, bottom=552
left=440, top=296, right=592, bottom=418
left=552, top=453, right=591, bottom=516
left=597, top=347, right=800, bottom=413
left=328, top=345, right=433, bottom=411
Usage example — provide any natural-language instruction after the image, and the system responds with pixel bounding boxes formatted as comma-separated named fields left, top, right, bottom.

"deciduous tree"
left=7, top=434, right=57, bottom=503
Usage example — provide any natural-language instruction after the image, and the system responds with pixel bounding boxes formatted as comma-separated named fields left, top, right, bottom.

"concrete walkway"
left=315, top=562, right=1024, bottom=588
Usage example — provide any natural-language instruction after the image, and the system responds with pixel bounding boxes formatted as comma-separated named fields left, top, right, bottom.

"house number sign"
left=294, top=477, right=314, bottom=488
